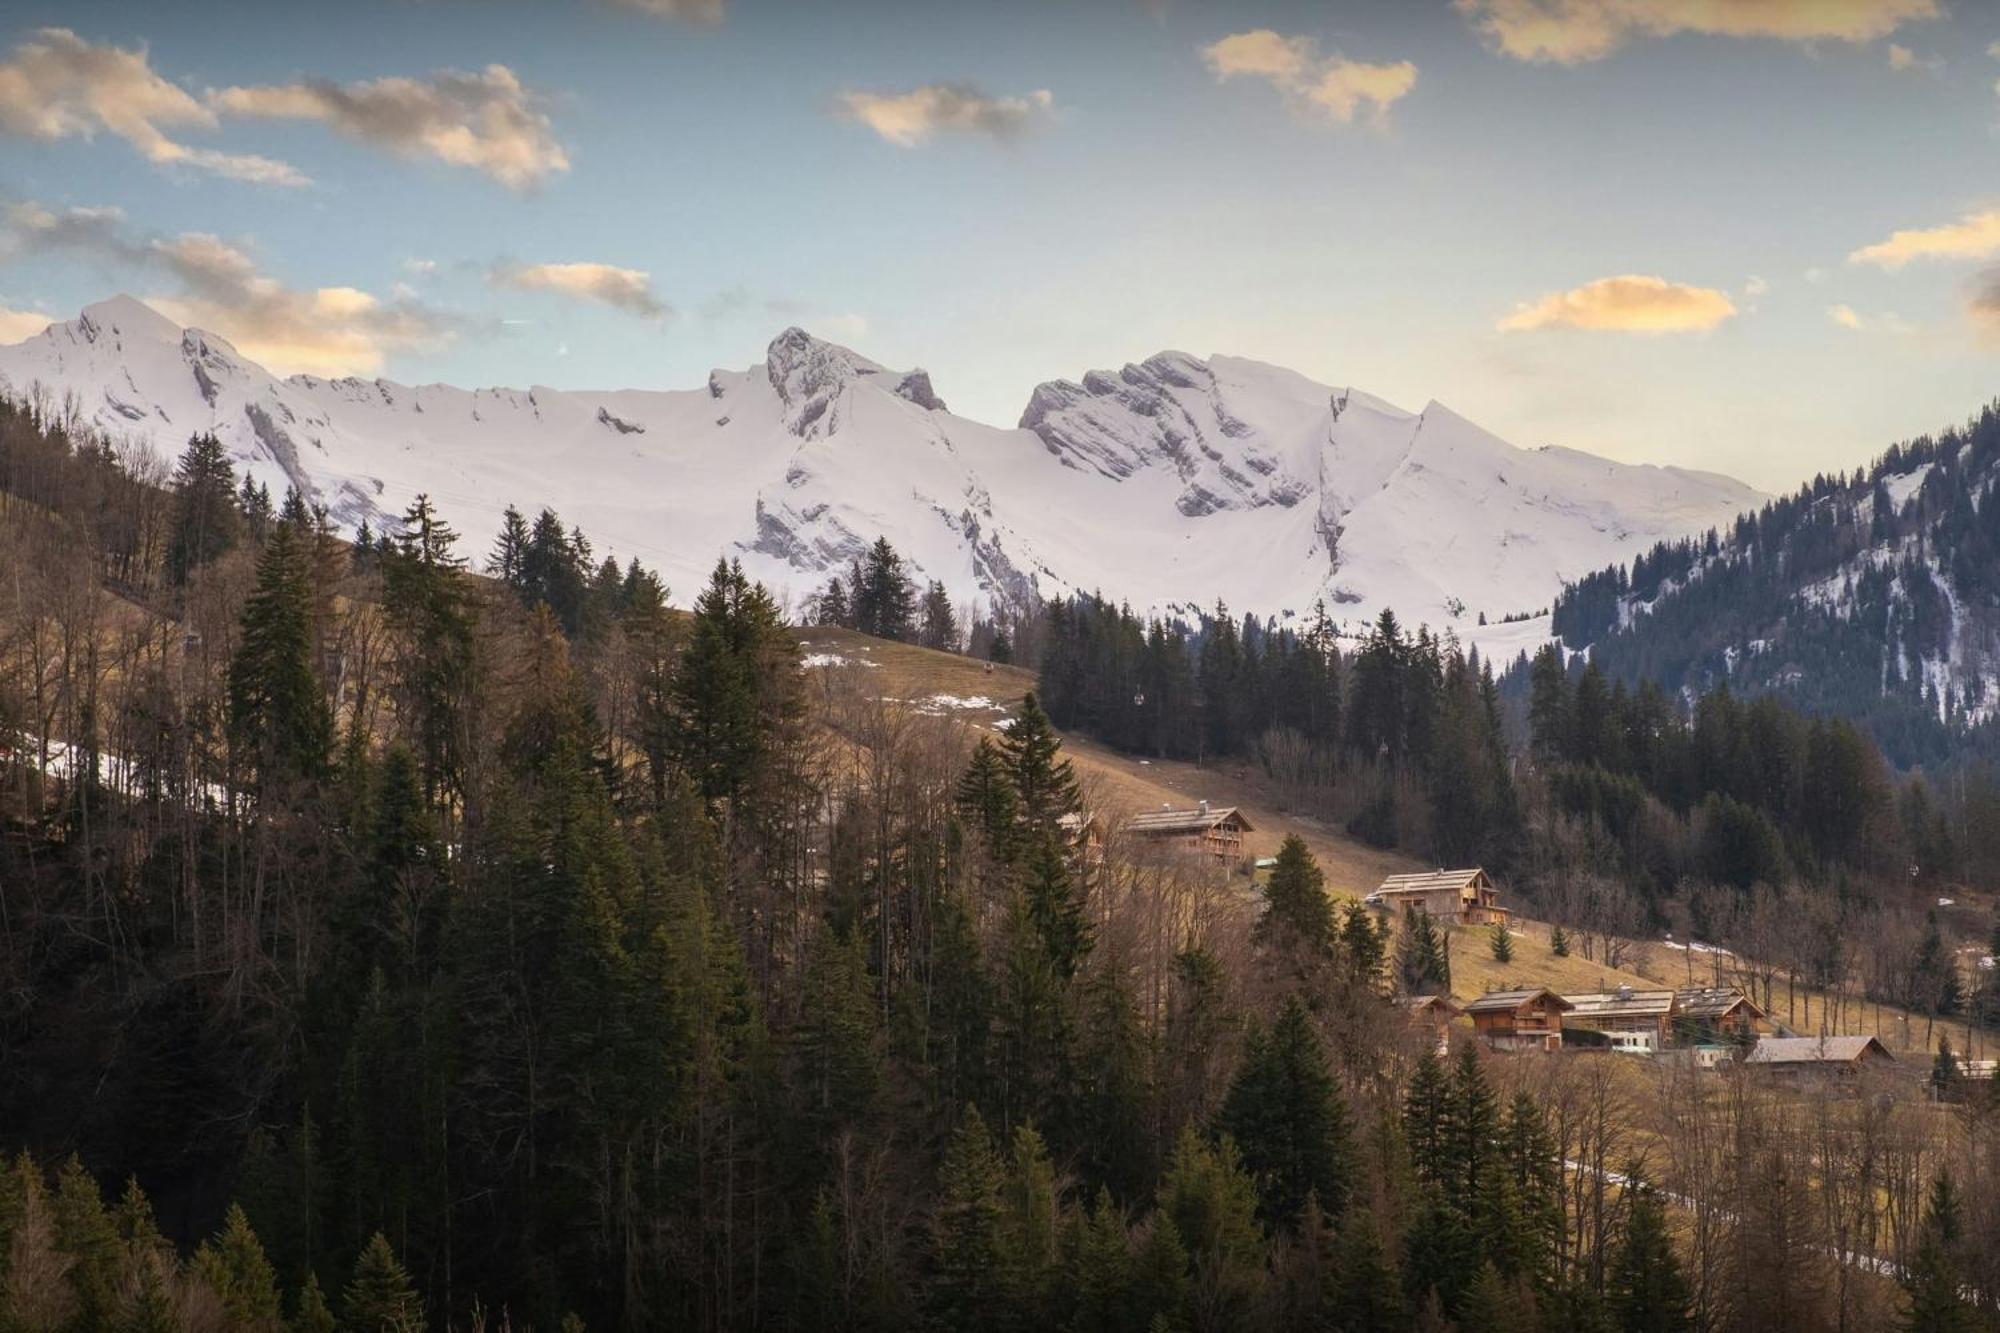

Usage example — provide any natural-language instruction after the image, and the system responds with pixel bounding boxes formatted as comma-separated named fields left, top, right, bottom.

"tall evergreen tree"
left=1609, top=1174, right=1693, bottom=1333
left=229, top=520, right=332, bottom=789
left=1216, top=997, right=1352, bottom=1230
left=1255, top=836, right=1335, bottom=960
left=167, top=432, right=240, bottom=585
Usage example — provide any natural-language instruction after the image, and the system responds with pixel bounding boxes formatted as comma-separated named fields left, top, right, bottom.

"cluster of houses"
left=1094, top=811, right=1905, bottom=1076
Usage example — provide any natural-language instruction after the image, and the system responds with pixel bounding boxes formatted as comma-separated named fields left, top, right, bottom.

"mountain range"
left=0, top=296, right=1761, bottom=641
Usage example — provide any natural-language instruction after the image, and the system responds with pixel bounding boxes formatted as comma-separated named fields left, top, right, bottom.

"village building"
left=1465, top=987, right=1571, bottom=1053
left=1122, top=802, right=1252, bottom=862
left=1561, top=986, right=1677, bottom=1055
left=1744, top=1035, right=1895, bottom=1078
left=1673, top=987, right=1776, bottom=1042
left=1057, top=811, right=1108, bottom=867
left=1395, top=994, right=1461, bottom=1057
left=1365, top=868, right=1509, bottom=926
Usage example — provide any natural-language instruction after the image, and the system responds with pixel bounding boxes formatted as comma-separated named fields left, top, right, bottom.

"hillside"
left=0, top=297, right=1760, bottom=641
left=805, top=628, right=1968, bottom=1054
left=1546, top=402, right=2000, bottom=768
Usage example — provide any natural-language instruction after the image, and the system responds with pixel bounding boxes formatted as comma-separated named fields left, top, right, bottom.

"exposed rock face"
left=0, top=296, right=1765, bottom=638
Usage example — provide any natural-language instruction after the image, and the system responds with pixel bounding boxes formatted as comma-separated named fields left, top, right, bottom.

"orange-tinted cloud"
left=1499, top=274, right=1737, bottom=333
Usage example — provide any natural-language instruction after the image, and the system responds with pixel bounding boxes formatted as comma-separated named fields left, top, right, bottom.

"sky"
left=0, top=0, right=1996, bottom=492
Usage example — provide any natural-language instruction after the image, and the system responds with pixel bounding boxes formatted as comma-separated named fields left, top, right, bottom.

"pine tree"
left=229, top=520, right=332, bottom=789
left=52, top=1155, right=120, bottom=1330
left=340, top=1232, right=425, bottom=1332
left=956, top=738, right=1022, bottom=863
left=1003, top=692, right=1081, bottom=834
left=1489, top=920, right=1514, bottom=964
left=668, top=558, right=801, bottom=806
left=997, top=1124, right=1062, bottom=1324
left=1550, top=923, right=1571, bottom=958
left=1022, top=827, right=1092, bottom=981
left=1901, top=1172, right=1977, bottom=1333
left=1068, top=1187, right=1133, bottom=1333
left=1255, top=835, right=1335, bottom=959
left=1157, top=1128, right=1264, bottom=1330
left=1396, top=907, right=1451, bottom=994
left=380, top=494, right=473, bottom=805
left=487, top=504, right=530, bottom=588
left=167, top=432, right=241, bottom=585
left=1340, top=903, right=1388, bottom=983
left=1609, top=1174, right=1693, bottom=1333
left=1216, top=996, right=1352, bottom=1230
left=1329, top=1207, right=1405, bottom=1331
left=1130, top=1210, right=1189, bottom=1333
left=931, top=1107, right=1006, bottom=1331
left=296, top=1272, right=339, bottom=1333
left=1403, top=1048, right=1454, bottom=1191
left=920, top=579, right=959, bottom=651
left=990, top=630, right=1013, bottom=665
left=193, top=1203, right=285, bottom=1330
left=854, top=537, right=916, bottom=640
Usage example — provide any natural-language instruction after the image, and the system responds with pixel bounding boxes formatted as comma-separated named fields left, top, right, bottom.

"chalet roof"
left=1745, top=1035, right=1893, bottom=1066
left=1464, top=987, right=1573, bottom=1015
left=1123, top=805, right=1251, bottom=836
left=1563, top=989, right=1676, bottom=1020
left=1675, top=987, right=1765, bottom=1021
left=1375, top=868, right=1490, bottom=898
left=1395, top=994, right=1463, bottom=1017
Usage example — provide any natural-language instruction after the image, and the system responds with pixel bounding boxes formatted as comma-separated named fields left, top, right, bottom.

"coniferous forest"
left=10, top=400, right=2000, bottom=1333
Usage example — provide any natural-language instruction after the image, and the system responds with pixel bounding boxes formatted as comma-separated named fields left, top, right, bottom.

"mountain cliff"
left=0, top=296, right=1760, bottom=640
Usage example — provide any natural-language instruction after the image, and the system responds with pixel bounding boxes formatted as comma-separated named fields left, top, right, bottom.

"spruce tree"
left=193, top=1203, right=285, bottom=1330
left=931, top=1107, right=1006, bottom=1331
left=1002, top=692, right=1081, bottom=834
left=1068, top=1187, right=1132, bottom=1333
left=854, top=536, right=916, bottom=640
left=1330, top=1207, right=1406, bottom=1331
left=920, top=579, right=959, bottom=651
left=167, top=431, right=241, bottom=585
left=1216, top=996, right=1352, bottom=1230
left=1255, top=835, right=1335, bottom=959
left=487, top=504, right=531, bottom=588
left=1157, top=1128, right=1264, bottom=1331
left=1489, top=920, right=1513, bottom=964
left=229, top=520, right=332, bottom=789
left=1609, top=1175, right=1693, bottom=1333
left=1900, top=1172, right=1976, bottom=1333
left=1550, top=923, right=1571, bottom=957
left=340, top=1232, right=425, bottom=1332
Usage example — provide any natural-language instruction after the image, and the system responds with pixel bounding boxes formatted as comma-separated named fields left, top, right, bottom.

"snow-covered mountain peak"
left=0, top=297, right=1766, bottom=646
left=75, top=295, right=183, bottom=347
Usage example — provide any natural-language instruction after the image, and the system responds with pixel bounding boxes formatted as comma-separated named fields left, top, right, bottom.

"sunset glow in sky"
left=1, top=0, right=1996, bottom=489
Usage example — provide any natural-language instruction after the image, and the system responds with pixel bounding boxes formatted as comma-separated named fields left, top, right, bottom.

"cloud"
left=212, top=64, right=567, bottom=189
left=1885, top=43, right=1940, bottom=72
left=1744, top=275, right=1769, bottom=297
left=1827, top=303, right=1916, bottom=335
left=1498, top=274, right=1738, bottom=333
left=1849, top=209, right=2000, bottom=269
left=837, top=84, right=1055, bottom=147
left=0, top=302, right=49, bottom=343
left=0, top=28, right=305, bottom=185
left=1827, top=303, right=1864, bottom=330
left=3, top=202, right=455, bottom=376
left=608, top=0, right=725, bottom=19
left=1202, top=30, right=1417, bottom=125
left=491, top=260, right=668, bottom=318
left=1456, top=0, right=1938, bottom=64
left=1971, top=267, right=2000, bottom=332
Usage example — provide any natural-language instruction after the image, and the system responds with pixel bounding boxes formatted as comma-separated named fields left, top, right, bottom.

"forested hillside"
left=1546, top=401, right=2000, bottom=769
left=7, top=397, right=2000, bottom=1333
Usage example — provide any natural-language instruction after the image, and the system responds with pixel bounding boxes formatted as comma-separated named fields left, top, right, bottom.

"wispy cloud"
left=0, top=301, right=49, bottom=343
left=1827, top=303, right=1864, bottom=330
left=212, top=64, right=567, bottom=190
left=1827, top=303, right=1915, bottom=335
left=1456, top=0, right=1938, bottom=65
left=837, top=84, right=1054, bottom=147
left=608, top=0, right=725, bottom=19
left=1849, top=209, right=2000, bottom=269
left=1971, top=267, right=2000, bottom=333
left=3, top=202, right=456, bottom=375
left=1201, top=30, right=1417, bottom=125
left=1498, top=274, right=1737, bottom=333
left=490, top=259, right=668, bottom=318
left=0, top=28, right=305, bottom=185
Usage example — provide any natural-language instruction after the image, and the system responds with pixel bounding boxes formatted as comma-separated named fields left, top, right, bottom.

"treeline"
left=1547, top=400, right=2000, bottom=769
left=1037, top=598, right=1517, bottom=868
left=810, top=535, right=964, bottom=651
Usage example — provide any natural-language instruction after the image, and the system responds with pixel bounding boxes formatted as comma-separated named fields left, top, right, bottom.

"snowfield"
left=0, top=296, right=1763, bottom=646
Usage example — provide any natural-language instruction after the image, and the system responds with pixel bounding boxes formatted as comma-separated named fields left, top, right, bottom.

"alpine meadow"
left=7, top=4, right=2000, bottom=1333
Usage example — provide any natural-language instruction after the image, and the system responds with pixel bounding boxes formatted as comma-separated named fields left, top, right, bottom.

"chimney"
left=1198, top=799, right=1210, bottom=815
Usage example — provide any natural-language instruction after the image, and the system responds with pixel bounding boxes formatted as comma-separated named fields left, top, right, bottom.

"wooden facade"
left=1465, top=987, right=1571, bottom=1053
left=1673, top=987, right=1776, bottom=1040
left=1123, top=802, right=1252, bottom=862
left=1366, top=868, right=1509, bottom=926
left=1396, top=994, right=1461, bottom=1057
left=1562, top=987, right=1677, bottom=1054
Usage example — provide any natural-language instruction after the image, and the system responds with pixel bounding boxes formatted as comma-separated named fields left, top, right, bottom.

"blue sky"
left=0, top=0, right=1996, bottom=490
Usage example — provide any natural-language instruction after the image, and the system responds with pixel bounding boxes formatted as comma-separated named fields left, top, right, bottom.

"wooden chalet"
left=1366, top=868, right=1509, bottom=926
left=1744, top=1035, right=1895, bottom=1078
left=1122, top=802, right=1251, bottom=862
left=1561, top=986, right=1677, bottom=1054
left=1395, top=994, right=1461, bottom=1057
left=1673, top=987, right=1775, bottom=1040
left=1057, top=811, right=1108, bottom=867
left=1465, top=987, right=1571, bottom=1053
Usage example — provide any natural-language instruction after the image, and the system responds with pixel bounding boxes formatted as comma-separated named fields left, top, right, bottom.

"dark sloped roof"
left=1746, top=1035, right=1892, bottom=1065
left=1675, top=987, right=1765, bottom=1020
left=1124, top=806, right=1251, bottom=836
left=1564, top=990, right=1676, bottom=1020
left=1465, top=987, right=1573, bottom=1015
left=1376, top=869, right=1487, bottom=897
